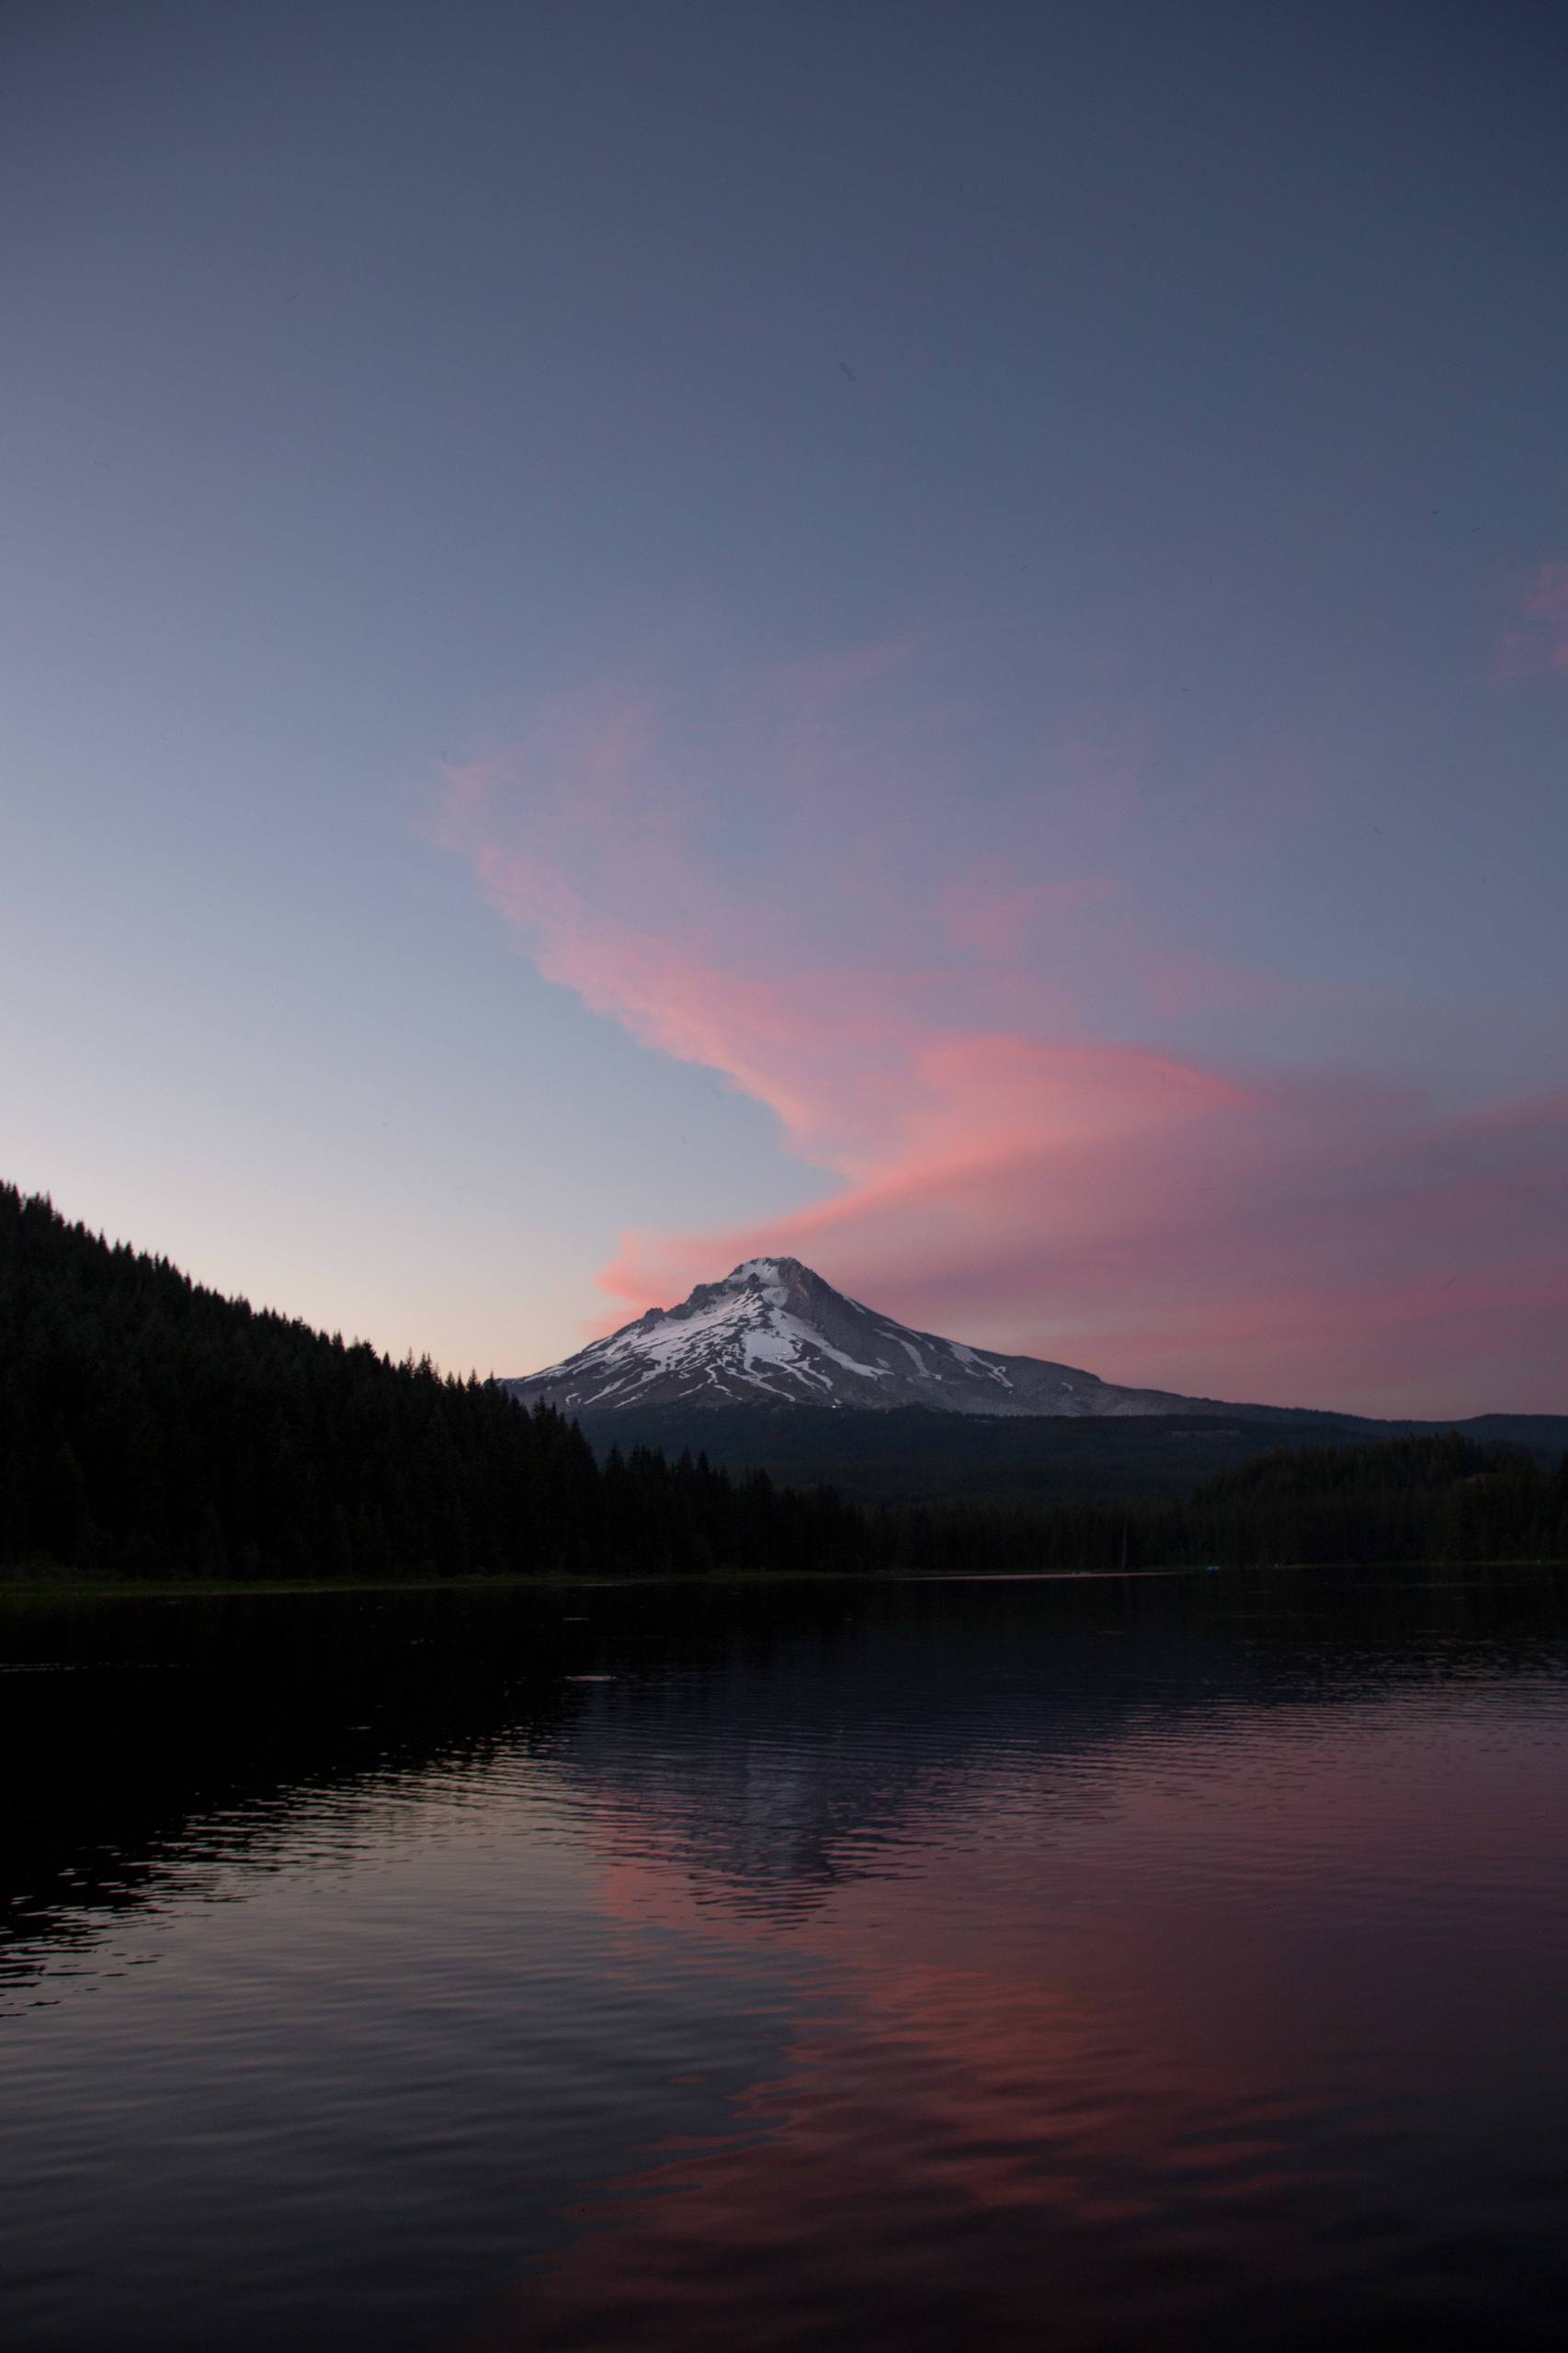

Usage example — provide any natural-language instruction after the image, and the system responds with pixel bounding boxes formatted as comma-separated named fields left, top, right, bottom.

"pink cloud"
left=943, top=870, right=1118, bottom=961
left=1496, top=560, right=1568, bottom=681
left=597, top=1085, right=1568, bottom=1414
left=437, top=663, right=1568, bottom=1415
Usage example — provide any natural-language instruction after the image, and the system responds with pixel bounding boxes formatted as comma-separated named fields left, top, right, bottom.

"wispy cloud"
left=1496, top=560, right=1568, bottom=682
left=438, top=656, right=1568, bottom=1414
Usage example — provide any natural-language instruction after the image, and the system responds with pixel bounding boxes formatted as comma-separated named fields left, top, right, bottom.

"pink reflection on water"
left=472, top=1696, right=1568, bottom=2349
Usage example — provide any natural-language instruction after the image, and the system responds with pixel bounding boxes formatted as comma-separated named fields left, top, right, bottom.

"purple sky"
left=3, top=2, right=1566, bottom=1413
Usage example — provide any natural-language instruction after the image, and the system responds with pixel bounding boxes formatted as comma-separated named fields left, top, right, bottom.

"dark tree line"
left=0, top=1185, right=866, bottom=1579
left=2, top=1185, right=1564, bottom=1582
left=865, top=1431, right=1568, bottom=1575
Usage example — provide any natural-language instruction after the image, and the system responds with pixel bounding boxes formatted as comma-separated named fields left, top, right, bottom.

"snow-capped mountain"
left=503, top=1257, right=1242, bottom=1419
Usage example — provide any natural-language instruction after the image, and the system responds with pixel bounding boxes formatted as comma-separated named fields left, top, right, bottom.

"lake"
left=4, top=1568, right=1568, bottom=2350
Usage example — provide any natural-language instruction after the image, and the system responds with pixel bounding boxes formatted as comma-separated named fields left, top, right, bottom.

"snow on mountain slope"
left=502, top=1258, right=1244, bottom=1418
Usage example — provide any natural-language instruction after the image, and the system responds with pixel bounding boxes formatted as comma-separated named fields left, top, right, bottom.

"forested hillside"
left=909, top=1432, right=1568, bottom=1574
left=0, top=1186, right=858, bottom=1579
left=2, top=1186, right=1564, bottom=1582
left=573, top=1399, right=1568, bottom=1505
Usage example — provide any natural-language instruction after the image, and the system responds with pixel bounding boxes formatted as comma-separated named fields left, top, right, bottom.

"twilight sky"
left=4, top=0, right=1566, bottom=1415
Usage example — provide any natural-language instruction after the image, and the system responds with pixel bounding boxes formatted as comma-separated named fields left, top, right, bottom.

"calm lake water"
left=4, top=1569, right=1568, bottom=2350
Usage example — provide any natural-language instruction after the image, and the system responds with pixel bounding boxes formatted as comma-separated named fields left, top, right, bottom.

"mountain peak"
left=504, top=1259, right=1233, bottom=1422
left=725, top=1256, right=807, bottom=1285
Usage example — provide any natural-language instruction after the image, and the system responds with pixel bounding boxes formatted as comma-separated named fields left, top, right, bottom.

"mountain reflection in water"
left=4, top=1571, right=1568, bottom=2351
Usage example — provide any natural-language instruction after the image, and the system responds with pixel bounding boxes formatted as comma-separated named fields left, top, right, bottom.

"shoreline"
left=2, top=1557, right=1564, bottom=1604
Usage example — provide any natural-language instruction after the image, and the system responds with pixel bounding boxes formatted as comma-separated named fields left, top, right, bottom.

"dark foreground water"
left=4, top=1570, right=1568, bottom=2351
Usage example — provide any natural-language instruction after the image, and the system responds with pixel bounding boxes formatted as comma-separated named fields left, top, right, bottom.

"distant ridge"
left=505, top=1256, right=1321, bottom=1423
left=556, top=1400, right=1568, bottom=1508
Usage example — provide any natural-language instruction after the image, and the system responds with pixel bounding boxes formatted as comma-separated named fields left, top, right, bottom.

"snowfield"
left=504, top=1258, right=1236, bottom=1420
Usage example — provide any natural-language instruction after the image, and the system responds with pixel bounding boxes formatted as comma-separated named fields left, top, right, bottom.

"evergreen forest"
left=3, top=1185, right=1564, bottom=1582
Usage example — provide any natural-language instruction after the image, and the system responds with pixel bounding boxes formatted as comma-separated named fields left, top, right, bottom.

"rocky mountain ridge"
left=503, top=1256, right=1272, bottom=1420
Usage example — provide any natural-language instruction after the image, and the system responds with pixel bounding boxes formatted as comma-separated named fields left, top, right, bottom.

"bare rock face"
left=502, top=1258, right=1235, bottom=1418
